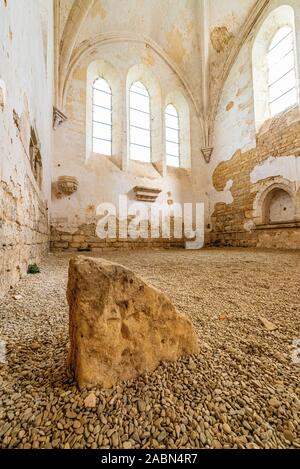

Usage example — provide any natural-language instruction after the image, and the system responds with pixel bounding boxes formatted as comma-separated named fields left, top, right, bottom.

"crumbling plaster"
left=209, top=0, right=300, bottom=248
left=52, top=38, right=209, bottom=240
left=0, top=0, right=54, bottom=295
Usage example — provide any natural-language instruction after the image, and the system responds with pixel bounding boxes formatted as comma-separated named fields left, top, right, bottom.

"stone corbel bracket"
left=56, top=176, right=78, bottom=198
left=201, top=147, right=213, bottom=164
left=133, top=186, right=162, bottom=203
left=53, top=107, right=68, bottom=130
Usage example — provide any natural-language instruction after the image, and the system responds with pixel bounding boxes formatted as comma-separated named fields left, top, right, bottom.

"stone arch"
left=58, top=0, right=95, bottom=107
left=253, top=179, right=296, bottom=225
left=61, top=32, right=201, bottom=125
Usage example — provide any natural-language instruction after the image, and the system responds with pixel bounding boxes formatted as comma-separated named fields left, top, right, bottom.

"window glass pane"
left=269, top=27, right=292, bottom=50
left=166, top=127, right=179, bottom=143
left=130, top=109, right=150, bottom=129
left=130, top=144, right=151, bottom=162
left=93, top=78, right=111, bottom=93
left=268, top=50, right=295, bottom=84
left=165, top=114, right=179, bottom=129
left=270, top=88, right=297, bottom=116
left=268, top=34, right=293, bottom=66
left=269, top=69, right=296, bottom=102
left=93, top=122, right=112, bottom=141
left=130, top=91, right=150, bottom=112
left=129, top=82, right=151, bottom=161
left=93, top=106, right=112, bottom=125
left=166, top=141, right=179, bottom=157
left=130, top=126, right=150, bottom=147
left=130, top=81, right=149, bottom=96
left=167, top=155, right=180, bottom=168
left=93, top=138, right=112, bottom=155
left=165, top=104, right=178, bottom=117
left=93, top=89, right=111, bottom=109
left=268, top=27, right=297, bottom=117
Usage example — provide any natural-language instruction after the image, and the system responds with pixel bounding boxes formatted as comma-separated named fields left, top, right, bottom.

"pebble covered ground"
left=0, top=248, right=300, bottom=449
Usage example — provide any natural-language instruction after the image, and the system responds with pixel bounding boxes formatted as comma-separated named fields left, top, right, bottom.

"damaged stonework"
left=0, top=179, right=49, bottom=296
left=210, top=26, right=234, bottom=54
left=210, top=107, right=300, bottom=249
left=50, top=222, right=185, bottom=252
left=67, top=256, right=199, bottom=388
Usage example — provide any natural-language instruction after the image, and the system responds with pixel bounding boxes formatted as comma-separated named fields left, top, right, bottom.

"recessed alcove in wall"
left=253, top=179, right=298, bottom=228
left=263, top=188, right=294, bottom=224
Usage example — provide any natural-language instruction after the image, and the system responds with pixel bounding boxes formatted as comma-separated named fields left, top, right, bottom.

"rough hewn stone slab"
left=67, top=256, right=199, bottom=388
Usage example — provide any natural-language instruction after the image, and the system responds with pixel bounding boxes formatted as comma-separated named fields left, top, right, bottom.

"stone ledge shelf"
left=133, top=186, right=161, bottom=203
left=255, top=221, right=300, bottom=230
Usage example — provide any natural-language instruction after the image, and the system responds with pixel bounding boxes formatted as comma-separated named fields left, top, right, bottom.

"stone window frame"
left=164, top=90, right=191, bottom=171
left=129, top=81, right=152, bottom=163
left=92, top=78, right=113, bottom=156
left=86, top=59, right=122, bottom=167
left=86, top=61, right=192, bottom=174
left=126, top=64, right=162, bottom=172
left=252, top=5, right=300, bottom=133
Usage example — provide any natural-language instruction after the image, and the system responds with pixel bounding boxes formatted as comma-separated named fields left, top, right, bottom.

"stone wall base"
left=50, top=223, right=185, bottom=252
left=209, top=227, right=300, bottom=249
left=0, top=178, right=49, bottom=297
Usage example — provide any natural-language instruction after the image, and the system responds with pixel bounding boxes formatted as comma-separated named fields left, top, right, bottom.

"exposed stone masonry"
left=211, top=108, right=300, bottom=249
left=0, top=178, right=49, bottom=296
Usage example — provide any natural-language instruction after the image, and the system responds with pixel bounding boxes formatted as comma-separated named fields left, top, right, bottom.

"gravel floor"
left=0, top=248, right=300, bottom=449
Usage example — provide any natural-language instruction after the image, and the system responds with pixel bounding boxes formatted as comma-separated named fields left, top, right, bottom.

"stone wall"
left=208, top=0, right=300, bottom=250
left=210, top=108, right=300, bottom=249
left=0, top=0, right=54, bottom=296
left=52, top=2, right=210, bottom=247
left=50, top=222, right=184, bottom=253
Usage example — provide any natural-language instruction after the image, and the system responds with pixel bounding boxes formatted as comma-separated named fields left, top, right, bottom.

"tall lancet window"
left=129, top=81, right=151, bottom=162
left=165, top=104, right=180, bottom=167
left=92, top=78, right=112, bottom=155
left=268, top=26, right=297, bottom=117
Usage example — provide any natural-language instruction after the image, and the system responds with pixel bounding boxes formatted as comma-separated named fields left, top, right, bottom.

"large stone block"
left=67, top=257, right=199, bottom=388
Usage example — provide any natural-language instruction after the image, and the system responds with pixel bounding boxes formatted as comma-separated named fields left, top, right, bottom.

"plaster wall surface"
left=0, top=0, right=54, bottom=296
left=208, top=0, right=300, bottom=249
left=52, top=6, right=210, bottom=251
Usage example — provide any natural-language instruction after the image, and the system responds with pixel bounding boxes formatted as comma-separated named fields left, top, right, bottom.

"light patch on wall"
left=142, top=46, right=155, bottom=66
left=0, top=78, right=6, bottom=111
left=73, top=66, right=86, bottom=81
left=210, top=26, right=233, bottom=54
left=211, top=179, right=234, bottom=206
left=91, top=1, right=107, bottom=20
left=250, top=156, right=300, bottom=184
left=166, top=28, right=186, bottom=64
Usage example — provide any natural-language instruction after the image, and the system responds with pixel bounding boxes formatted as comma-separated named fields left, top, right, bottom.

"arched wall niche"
left=253, top=178, right=299, bottom=225
left=263, top=188, right=294, bottom=223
